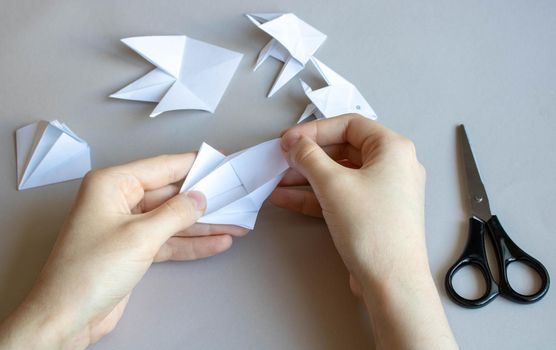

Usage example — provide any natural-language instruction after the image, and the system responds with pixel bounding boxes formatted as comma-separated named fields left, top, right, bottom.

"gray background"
left=1, top=1, right=555, bottom=349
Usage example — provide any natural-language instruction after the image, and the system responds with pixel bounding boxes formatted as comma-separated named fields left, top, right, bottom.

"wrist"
left=0, top=289, right=89, bottom=350
left=356, top=266, right=458, bottom=349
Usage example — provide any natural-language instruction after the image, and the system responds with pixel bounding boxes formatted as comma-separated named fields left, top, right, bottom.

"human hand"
left=270, top=115, right=457, bottom=349
left=0, top=154, right=247, bottom=349
left=271, top=114, right=428, bottom=288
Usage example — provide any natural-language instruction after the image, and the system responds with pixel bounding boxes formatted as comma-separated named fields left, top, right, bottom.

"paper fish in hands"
left=15, top=120, right=91, bottom=190
left=246, top=13, right=327, bottom=97
left=180, top=139, right=289, bottom=230
left=298, top=57, right=377, bottom=123
left=110, top=36, right=243, bottom=117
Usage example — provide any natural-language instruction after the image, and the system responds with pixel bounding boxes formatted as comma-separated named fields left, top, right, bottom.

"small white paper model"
left=15, top=120, right=91, bottom=190
left=246, top=13, right=327, bottom=97
left=110, top=36, right=243, bottom=117
left=298, top=57, right=377, bottom=123
left=180, top=139, right=289, bottom=229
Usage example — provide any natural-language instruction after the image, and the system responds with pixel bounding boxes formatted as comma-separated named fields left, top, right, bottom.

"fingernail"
left=186, top=191, right=206, bottom=213
left=281, top=133, right=301, bottom=152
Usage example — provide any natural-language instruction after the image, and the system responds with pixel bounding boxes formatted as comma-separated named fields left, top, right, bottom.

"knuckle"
left=376, top=134, right=418, bottom=161
left=157, top=154, right=180, bottom=183
left=185, top=241, right=197, bottom=260
left=390, top=135, right=417, bottom=155
left=82, top=169, right=104, bottom=185
left=292, top=142, right=319, bottom=166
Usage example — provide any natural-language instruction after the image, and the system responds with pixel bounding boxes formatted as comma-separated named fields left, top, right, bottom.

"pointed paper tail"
left=254, top=39, right=275, bottom=71
left=245, top=13, right=283, bottom=26
left=299, top=79, right=313, bottom=94
left=267, top=57, right=304, bottom=97
left=297, top=103, right=317, bottom=124
left=150, top=81, right=211, bottom=117
left=310, top=57, right=350, bottom=86
left=109, top=68, right=175, bottom=102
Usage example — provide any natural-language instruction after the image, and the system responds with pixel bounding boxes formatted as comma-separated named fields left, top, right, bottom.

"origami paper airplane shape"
left=180, top=139, right=289, bottom=229
left=246, top=13, right=327, bottom=97
left=15, top=120, right=91, bottom=190
left=298, top=57, right=377, bottom=123
left=110, top=35, right=243, bottom=117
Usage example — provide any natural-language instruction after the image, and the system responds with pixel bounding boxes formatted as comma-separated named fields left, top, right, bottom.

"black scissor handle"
left=486, top=215, right=550, bottom=304
left=445, top=217, right=499, bottom=308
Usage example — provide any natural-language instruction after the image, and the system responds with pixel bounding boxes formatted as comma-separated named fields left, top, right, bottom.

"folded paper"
left=246, top=13, right=327, bottom=97
left=110, top=36, right=243, bottom=117
left=298, top=57, right=377, bottom=123
left=180, top=139, right=289, bottom=229
left=15, top=120, right=91, bottom=190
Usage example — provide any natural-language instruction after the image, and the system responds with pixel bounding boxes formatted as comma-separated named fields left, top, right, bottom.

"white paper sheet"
left=110, top=35, right=243, bottom=117
left=298, top=57, right=377, bottom=123
left=246, top=13, right=327, bottom=97
left=15, top=120, right=91, bottom=190
left=180, top=139, right=289, bottom=229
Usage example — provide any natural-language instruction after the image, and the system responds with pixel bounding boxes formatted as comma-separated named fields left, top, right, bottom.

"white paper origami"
left=180, top=139, right=289, bottom=229
left=246, top=13, right=327, bottom=97
left=298, top=57, right=377, bottom=123
left=110, top=36, right=243, bottom=117
left=15, top=120, right=91, bottom=190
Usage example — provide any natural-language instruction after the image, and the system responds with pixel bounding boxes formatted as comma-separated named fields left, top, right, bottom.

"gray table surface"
left=1, top=1, right=555, bottom=349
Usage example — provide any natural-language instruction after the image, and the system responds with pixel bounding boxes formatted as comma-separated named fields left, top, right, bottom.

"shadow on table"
left=252, top=203, right=375, bottom=350
left=0, top=184, right=75, bottom=320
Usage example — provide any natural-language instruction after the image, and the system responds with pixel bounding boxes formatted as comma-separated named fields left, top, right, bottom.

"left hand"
left=0, top=154, right=248, bottom=349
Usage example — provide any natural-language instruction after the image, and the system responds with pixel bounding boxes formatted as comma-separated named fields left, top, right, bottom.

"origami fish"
left=246, top=13, right=327, bottom=97
left=111, top=35, right=243, bottom=117
left=298, top=57, right=377, bottom=123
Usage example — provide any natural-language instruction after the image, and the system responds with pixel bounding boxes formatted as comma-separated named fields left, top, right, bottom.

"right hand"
left=270, top=115, right=458, bottom=349
left=270, top=114, right=429, bottom=292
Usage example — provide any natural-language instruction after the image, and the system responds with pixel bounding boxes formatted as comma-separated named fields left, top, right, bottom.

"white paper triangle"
left=15, top=120, right=92, bottom=190
left=181, top=138, right=289, bottom=229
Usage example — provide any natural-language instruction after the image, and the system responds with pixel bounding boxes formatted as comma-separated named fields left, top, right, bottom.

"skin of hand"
left=270, top=114, right=458, bottom=349
left=0, top=154, right=248, bottom=350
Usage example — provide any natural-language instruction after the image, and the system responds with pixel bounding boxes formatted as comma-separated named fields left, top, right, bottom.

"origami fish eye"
left=355, top=105, right=361, bottom=110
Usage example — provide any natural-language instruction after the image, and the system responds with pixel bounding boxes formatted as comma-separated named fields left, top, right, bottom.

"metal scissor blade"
left=459, top=124, right=492, bottom=221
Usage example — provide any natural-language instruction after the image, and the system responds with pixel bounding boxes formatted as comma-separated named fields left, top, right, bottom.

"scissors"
left=445, top=125, right=550, bottom=308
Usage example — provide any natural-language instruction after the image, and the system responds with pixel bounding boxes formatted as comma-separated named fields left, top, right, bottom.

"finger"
left=322, top=144, right=362, bottom=167
left=174, top=223, right=249, bottom=237
left=284, top=136, right=340, bottom=186
left=337, top=159, right=360, bottom=169
left=132, top=184, right=179, bottom=214
left=83, top=153, right=197, bottom=212
left=269, top=188, right=323, bottom=218
left=109, top=153, right=196, bottom=191
left=279, top=150, right=360, bottom=187
left=281, top=114, right=393, bottom=163
left=153, top=235, right=233, bottom=262
left=280, top=169, right=309, bottom=186
left=137, top=191, right=206, bottom=243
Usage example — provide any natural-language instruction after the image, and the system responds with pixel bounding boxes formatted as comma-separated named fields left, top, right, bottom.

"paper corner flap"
left=180, top=142, right=226, bottom=192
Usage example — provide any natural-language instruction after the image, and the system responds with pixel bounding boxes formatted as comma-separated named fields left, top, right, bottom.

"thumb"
left=282, top=135, right=338, bottom=186
left=138, top=191, right=206, bottom=243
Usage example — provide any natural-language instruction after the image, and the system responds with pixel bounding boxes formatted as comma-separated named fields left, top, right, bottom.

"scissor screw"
left=474, top=196, right=483, bottom=203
